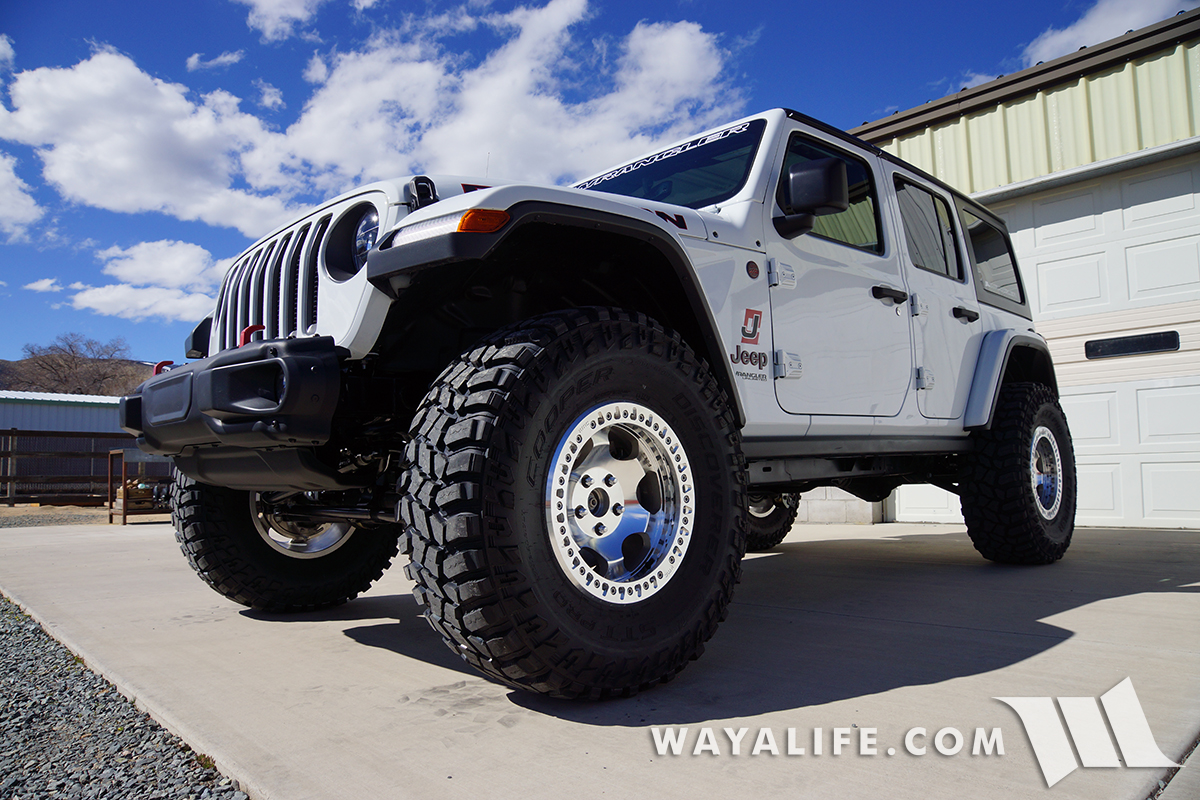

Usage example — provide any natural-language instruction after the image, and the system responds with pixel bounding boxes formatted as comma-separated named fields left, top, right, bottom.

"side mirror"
left=773, top=158, right=850, bottom=239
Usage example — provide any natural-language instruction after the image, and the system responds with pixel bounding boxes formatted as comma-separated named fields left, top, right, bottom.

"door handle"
left=871, top=285, right=908, bottom=303
left=952, top=306, right=980, bottom=323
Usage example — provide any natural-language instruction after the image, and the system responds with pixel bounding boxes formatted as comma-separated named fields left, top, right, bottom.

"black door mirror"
left=774, top=158, right=850, bottom=238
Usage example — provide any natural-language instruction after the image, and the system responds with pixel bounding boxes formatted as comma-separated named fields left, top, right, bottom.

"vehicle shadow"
left=511, top=526, right=1200, bottom=725
left=244, top=526, right=1200, bottom=724
left=242, top=593, right=478, bottom=677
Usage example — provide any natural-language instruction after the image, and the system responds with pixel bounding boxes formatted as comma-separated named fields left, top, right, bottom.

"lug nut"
left=594, top=523, right=607, bottom=535
left=613, top=503, right=623, bottom=516
left=604, top=474, right=616, bottom=487
left=574, top=506, right=587, bottom=519
left=582, top=475, right=593, bottom=487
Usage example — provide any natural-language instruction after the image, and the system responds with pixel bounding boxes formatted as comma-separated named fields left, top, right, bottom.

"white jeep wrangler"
left=122, top=108, right=1076, bottom=698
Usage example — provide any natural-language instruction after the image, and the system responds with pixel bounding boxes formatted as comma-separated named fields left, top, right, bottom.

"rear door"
left=888, top=174, right=983, bottom=419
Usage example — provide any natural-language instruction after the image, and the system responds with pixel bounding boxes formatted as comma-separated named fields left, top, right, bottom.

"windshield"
left=575, top=119, right=767, bottom=209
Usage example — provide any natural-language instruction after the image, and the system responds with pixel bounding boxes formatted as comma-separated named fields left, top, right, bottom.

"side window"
left=895, top=180, right=962, bottom=280
left=779, top=134, right=882, bottom=253
left=962, top=209, right=1023, bottom=303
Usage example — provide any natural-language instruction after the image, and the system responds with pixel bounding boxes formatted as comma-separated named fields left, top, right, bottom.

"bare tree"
left=4, top=333, right=149, bottom=396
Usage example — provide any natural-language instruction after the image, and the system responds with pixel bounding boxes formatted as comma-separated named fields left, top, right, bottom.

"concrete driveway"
left=1, top=522, right=1197, bottom=800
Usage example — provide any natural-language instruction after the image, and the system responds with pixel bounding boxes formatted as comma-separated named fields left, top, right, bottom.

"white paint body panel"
left=895, top=152, right=1200, bottom=528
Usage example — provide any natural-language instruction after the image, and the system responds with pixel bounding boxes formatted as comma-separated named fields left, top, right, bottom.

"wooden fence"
left=0, top=428, right=171, bottom=506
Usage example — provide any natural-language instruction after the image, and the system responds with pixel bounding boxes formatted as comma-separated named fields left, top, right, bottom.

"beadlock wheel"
left=547, top=401, right=693, bottom=604
left=1030, top=426, right=1063, bottom=521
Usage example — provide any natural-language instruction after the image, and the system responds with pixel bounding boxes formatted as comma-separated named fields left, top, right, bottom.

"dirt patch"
left=0, top=505, right=170, bottom=527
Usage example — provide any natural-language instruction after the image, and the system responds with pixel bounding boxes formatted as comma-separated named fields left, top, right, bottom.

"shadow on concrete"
left=242, top=594, right=406, bottom=624
left=514, top=527, right=1200, bottom=725
left=242, top=594, right=480, bottom=678
left=341, top=594, right=479, bottom=677
left=250, top=527, right=1200, bottom=725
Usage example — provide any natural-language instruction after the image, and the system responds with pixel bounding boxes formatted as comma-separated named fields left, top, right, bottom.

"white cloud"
left=69, top=283, right=219, bottom=322
left=0, top=48, right=294, bottom=237
left=233, top=0, right=331, bottom=41
left=24, top=277, right=62, bottom=292
left=0, top=1, right=741, bottom=240
left=62, top=239, right=235, bottom=322
left=0, top=152, right=44, bottom=240
left=1023, top=0, right=1200, bottom=67
left=959, top=71, right=997, bottom=91
left=186, top=50, right=245, bottom=71
left=254, top=79, right=285, bottom=110
left=352, top=0, right=381, bottom=9
left=0, top=35, right=14, bottom=72
left=273, top=0, right=739, bottom=190
left=303, top=52, right=329, bottom=84
left=96, top=239, right=232, bottom=292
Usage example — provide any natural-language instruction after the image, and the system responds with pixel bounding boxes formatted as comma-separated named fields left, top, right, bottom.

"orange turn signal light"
left=457, top=209, right=510, bottom=233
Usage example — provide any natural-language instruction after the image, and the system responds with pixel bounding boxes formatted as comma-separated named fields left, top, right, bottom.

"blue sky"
left=1, top=0, right=1196, bottom=363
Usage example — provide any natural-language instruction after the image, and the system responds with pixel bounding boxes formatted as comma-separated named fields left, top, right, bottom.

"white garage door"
left=895, top=150, right=1200, bottom=528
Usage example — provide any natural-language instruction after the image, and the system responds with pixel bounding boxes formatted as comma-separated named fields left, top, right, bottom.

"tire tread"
left=171, top=470, right=399, bottom=612
left=400, top=307, right=746, bottom=698
left=960, top=382, right=1076, bottom=565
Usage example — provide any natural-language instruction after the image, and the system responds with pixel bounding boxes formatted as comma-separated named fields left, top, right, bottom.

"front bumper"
left=120, top=337, right=357, bottom=491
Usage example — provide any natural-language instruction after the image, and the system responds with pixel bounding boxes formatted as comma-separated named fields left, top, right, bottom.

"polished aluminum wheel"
left=1030, top=425, right=1063, bottom=521
left=748, top=494, right=776, bottom=518
left=250, top=495, right=355, bottom=559
left=545, top=401, right=692, bottom=604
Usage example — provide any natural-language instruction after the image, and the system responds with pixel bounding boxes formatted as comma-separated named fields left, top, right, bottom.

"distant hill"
left=0, top=353, right=151, bottom=396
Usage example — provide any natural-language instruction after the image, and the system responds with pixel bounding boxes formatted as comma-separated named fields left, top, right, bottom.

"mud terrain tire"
left=960, top=383, right=1076, bottom=565
left=745, top=493, right=799, bottom=551
left=400, top=307, right=746, bottom=698
left=171, top=471, right=400, bottom=611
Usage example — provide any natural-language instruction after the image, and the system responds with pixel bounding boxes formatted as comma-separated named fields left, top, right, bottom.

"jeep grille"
left=211, top=213, right=333, bottom=353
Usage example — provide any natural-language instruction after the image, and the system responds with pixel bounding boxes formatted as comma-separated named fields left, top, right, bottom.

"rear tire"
left=170, top=470, right=400, bottom=611
left=400, top=308, right=746, bottom=698
left=745, top=493, right=799, bottom=551
left=960, top=383, right=1076, bottom=564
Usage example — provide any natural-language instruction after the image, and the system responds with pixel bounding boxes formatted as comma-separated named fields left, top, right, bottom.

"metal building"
left=0, top=390, right=122, bottom=433
left=853, top=9, right=1200, bottom=528
left=0, top=391, right=137, bottom=505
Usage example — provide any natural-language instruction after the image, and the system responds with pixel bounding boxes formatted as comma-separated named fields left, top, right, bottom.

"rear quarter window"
left=959, top=205, right=1030, bottom=319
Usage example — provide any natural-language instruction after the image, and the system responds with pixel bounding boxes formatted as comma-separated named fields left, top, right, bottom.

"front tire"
left=400, top=308, right=747, bottom=698
left=960, top=383, right=1076, bottom=564
left=171, top=471, right=400, bottom=611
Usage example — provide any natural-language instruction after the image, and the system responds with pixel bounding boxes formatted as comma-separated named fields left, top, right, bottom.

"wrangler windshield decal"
left=576, top=119, right=766, bottom=209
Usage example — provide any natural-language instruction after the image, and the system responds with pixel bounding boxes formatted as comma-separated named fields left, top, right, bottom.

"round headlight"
left=353, top=208, right=380, bottom=270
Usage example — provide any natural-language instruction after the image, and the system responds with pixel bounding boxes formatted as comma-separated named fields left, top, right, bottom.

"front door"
left=766, top=130, right=912, bottom=417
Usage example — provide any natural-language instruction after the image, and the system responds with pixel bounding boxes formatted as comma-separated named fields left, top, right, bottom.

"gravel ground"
left=0, top=594, right=245, bottom=800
